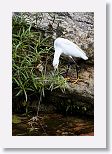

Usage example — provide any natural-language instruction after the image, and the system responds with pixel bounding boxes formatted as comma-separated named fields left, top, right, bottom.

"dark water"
left=12, top=113, right=94, bottom=136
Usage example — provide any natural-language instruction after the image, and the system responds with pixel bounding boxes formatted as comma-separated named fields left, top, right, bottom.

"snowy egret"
left=53, top=37, right=88, bottom=82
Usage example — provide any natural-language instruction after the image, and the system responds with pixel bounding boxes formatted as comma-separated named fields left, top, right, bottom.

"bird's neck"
left=55, top=50, right=61, bottom=60
left=53, top=48, right=62, bottom=67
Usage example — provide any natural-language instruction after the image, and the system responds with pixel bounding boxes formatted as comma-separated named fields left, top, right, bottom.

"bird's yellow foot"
left=64, top=77, right=71, bottom=81
left=73, top=77, right=83, bottom=84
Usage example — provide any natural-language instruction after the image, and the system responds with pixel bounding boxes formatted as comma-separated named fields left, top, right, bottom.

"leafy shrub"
left=12, top=15, right=68, bottom=112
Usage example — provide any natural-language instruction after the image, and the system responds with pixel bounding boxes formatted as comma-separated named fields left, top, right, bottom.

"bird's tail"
left=82, top=54, right=88, bottom=60
left=76, top=45, right=88, bottom=60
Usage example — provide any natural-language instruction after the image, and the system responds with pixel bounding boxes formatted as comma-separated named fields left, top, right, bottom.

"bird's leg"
left=70, top=56, right=79, bottom=78
left=72, top=64, right=83, bottom=84
left=69, top=56, right=83, bottom=84
left=64, top=63, right=71, bottom=81
left=76, top=64, right=79, bottom=79
left=66, top=63, right=70, bottom=77
left=73, top=64, right=80, bottom=83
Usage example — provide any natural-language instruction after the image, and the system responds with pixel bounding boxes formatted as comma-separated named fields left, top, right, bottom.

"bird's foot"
left=64, top=77, right=71, bottom=81
left=64, top=76, right=83, bottom=84
left=73, top=77, right=83, bottom=84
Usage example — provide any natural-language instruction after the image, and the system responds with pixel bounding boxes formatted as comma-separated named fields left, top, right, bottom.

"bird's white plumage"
left=53, top=37, right=88, bottom=69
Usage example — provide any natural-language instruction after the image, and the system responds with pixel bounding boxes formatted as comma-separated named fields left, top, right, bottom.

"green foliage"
left=12, top=15, right=68, bottom=111
left=12, top=115, right=21, bottom=124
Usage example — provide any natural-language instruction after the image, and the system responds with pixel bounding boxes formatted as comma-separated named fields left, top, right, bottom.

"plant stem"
left=36, top=89, right=43, bottom=117
left=44, top=53, right=48, bottom=76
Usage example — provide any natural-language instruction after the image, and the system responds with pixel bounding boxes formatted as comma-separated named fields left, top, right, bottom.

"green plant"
left=12, top=14, right=68, bottom=115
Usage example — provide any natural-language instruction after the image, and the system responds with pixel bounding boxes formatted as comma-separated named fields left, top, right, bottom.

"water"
left=12, top=113, right=94, bottom=136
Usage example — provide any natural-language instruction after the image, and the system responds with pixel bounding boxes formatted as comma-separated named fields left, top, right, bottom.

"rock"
left=68, top=66, right=94, bottom=100
left=41, top=65, right=94, bottom=116
left=61, top=132, right=69, bottom=135
left=16, top=12, right=94, bottom=63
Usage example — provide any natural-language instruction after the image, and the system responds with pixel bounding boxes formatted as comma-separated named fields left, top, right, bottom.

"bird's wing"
left=75, top=44, right=86, bottom=55
left=62, top=40, right=86, bottom=57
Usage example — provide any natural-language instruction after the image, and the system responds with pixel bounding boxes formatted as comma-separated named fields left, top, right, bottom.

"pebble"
left=62, top=132, right=69, bottom=135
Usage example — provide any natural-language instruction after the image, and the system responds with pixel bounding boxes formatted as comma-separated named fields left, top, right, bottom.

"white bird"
left=53, top=37, right=88, bottom=80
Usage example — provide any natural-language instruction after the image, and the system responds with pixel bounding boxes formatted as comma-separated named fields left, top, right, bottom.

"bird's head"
left=53, top=59, right=59, bottom=70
